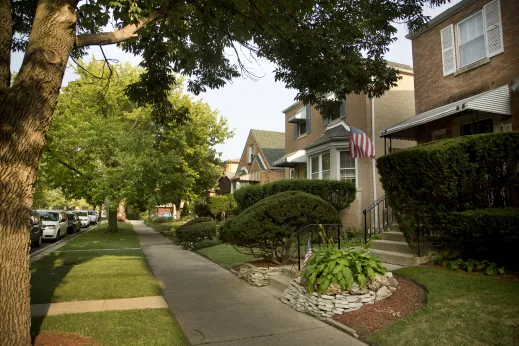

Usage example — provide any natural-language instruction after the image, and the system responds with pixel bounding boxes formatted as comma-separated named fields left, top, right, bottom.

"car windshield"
left=88, top=211, right=96, bottom=215
left=67, top=214, right=76, bottom=220
left=39, top=212, right=59, bottom=221
left=78, top=211, right=88, bottom=217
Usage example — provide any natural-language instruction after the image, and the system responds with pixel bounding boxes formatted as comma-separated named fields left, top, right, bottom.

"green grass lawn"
left=31, top=222, right=161, bottom=304
left=60, top=222, right=140, bottom=250
left=32, top=309, right=188, bottom=345
left=369, top=266, right=519, bottom=346
left=197, top=244, right=257, bottom=269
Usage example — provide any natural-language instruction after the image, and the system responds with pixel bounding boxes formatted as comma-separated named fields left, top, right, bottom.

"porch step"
left=381, top=231, right=405, bottom=242
left=388, top=223, right=400, bottom=232
left=370, top=240, right=415, bottom=255
left=369, top=249, right=429, bottom=266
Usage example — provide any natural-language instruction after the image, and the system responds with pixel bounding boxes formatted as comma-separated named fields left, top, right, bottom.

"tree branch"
left=75, top=11, right=163, bottom=48
left=0, top=0, right=12, bottom=91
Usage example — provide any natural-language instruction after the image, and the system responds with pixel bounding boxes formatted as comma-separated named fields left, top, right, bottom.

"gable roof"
left=250, top=130, right=286, bottom=167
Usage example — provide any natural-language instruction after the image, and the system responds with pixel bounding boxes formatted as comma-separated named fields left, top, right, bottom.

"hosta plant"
left=301, top=245, right=385, bottom=295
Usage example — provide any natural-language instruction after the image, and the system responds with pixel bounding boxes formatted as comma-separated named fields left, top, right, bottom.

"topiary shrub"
left=177, top=216, right=213, bottom=230
left=176, top=221, right=216, bottom=243
left=233, top=184, right=264, bottom=211
left=194, top=200, right=213, bottom=217
left=219, top=191, right=340, bottom=263
left=234, top=179, right=356, bottom=212
left=377, top=132, right=519, bottom=257
left=180, top=203, right=190, bottom=217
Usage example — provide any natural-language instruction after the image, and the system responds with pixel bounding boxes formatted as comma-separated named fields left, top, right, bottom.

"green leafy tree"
left=0, top=0, right=448, bottom=342
left=41, top=60, right=231, bottom=231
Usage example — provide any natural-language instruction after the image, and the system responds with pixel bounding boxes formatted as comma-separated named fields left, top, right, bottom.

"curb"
left=324, top=318, right=360, bottom=339
left=30, top=222, right=103, bottom=262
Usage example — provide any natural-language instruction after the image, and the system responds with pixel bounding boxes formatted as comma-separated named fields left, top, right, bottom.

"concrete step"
left=381, top=231, right=406, bottom=242
left=369, top=249, right=430, bottom=266
left=269, top=274, right=293, bottom=292
left=389, top=223, right=400, bottom=232
left=370, top=240, right=415, bottom=255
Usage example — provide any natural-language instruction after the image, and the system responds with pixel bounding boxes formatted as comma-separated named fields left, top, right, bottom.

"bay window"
left=310, top=152, right=330, bottom=180
left=339, top=151, right=356, bottom=185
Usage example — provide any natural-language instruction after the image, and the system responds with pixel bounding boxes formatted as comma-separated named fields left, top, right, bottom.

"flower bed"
left=281, top=274, right=398, bottom=319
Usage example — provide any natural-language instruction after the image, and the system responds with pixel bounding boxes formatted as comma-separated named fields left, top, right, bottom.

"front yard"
left=369, top=266, right=519, bottom=346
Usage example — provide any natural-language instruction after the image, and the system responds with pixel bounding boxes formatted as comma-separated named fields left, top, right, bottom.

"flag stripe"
left=348, top=126, right=375, bottom=159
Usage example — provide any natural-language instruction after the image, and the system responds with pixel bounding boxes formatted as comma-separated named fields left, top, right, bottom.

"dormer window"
left=247, top=145, right=254, bottom=163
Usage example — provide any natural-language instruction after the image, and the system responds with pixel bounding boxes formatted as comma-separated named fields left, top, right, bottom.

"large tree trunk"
left=0, top=0, right=76, bottom=344
left=107, top=209, right=118, bottom=232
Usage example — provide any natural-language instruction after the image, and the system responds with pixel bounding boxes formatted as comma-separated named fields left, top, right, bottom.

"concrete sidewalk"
left=132, top=221, right=365, bottom=346
left=31, top=296, right=168, bottom=317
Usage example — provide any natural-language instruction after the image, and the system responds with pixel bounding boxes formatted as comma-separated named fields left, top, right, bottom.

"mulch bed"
left=33, top=332, right=99, bottom=346
left=332, top=276, right=427, bottom=339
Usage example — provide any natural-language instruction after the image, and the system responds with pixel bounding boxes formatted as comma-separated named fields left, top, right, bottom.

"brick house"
left=231, top=130, right=286, bottom=191
left=381, top=0, right=518, bottom=143
left=274, top=62, right=415, bottom=229
left=209, top=159, right=240, bottom=196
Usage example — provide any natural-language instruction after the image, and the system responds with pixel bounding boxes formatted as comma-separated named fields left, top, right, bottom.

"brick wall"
left=412, top=0, right=519, bottom=130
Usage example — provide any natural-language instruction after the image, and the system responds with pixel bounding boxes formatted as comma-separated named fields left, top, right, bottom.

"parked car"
left=158, top=212, right=173, bottom=218
left=30, top=211, right=43, bottom=248
left=36, top=210, right=68, bottom=241
left=76, top=210, right=90, bottom=228
left=66, top=211, right=81, bottom=234
left=88, top=210, right=98, bottom=224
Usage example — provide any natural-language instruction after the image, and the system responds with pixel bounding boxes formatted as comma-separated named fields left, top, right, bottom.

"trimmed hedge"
left=377, top=132, right=519, bottom=259
left=176, top=221, right=216, bottom=243
left=234, top=179, right=356, bottom=212
left=177, top=217, right=213, bottom=230
left=219, top=191, right=340, bottom=263
left=444, top=208, right=519, bottom=265
left=207, top=195, right=237, bottom=219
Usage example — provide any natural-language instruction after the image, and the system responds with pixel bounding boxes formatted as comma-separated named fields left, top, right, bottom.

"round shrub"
left=152, top=216, right=170, bottom=224
left=177, top=216, right=213, bottom=230
left=234, top=180, right=356, bottom=212
left=194, top=201, right=213, bottom=217
left=219, top=191, right=340, bottom=263
left=176, top=221, right=216, bottom=243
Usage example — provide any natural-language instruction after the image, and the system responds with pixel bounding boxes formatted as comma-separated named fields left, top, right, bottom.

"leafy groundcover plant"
left=432, top=251, right=505, bottom=276
left=302, top=244, right=385, bottom=295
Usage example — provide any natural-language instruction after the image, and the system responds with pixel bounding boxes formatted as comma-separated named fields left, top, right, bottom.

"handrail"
left=362, top=195, right=394, bottom=243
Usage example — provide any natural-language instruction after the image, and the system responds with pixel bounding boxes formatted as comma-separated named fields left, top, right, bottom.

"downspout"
left=371, top=97, right=377, bottom=204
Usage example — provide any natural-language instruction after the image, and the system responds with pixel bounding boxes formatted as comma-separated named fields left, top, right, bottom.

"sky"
left=11, top=1, right=460, bottom=161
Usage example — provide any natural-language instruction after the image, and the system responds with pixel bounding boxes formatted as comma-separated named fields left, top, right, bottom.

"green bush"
left=207, top=195, right=237, bottom=219
left=234, top=185, right=264, bottom=211
left=444, top=208, right=519, bottom=265
left=431, top=251, right=505, bottom=276
left=176, top=221, right=216, bottom=243
left=151, top=216, right=171, bottom=224
left=180, top=203, right=190, bottom=217
left=302, top=246, right=385, bottom=294
left=182, top=239, right=222, bottom=251
left=194, top=201, right=213, bottom=217
left=377, top=132, right=519, bottom=256
left=234, top=179, right=356, bottom=212
left=177, top=216, right=213, bottom=230
left=219, top=191, right=340, bottom=263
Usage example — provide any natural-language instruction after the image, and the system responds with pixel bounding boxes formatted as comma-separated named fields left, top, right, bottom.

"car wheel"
left=33, top=234, right=42, bottom=248
left=56, top=230, right=60, bottom=241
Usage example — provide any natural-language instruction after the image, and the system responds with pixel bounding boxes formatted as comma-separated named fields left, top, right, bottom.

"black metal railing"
left=295, top=224, right=342, bottom=270
left=362, top=195, right=394, bottom=244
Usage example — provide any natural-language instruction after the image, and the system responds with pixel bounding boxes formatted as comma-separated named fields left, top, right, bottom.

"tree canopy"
left=40, top=60, right=232, bottom=217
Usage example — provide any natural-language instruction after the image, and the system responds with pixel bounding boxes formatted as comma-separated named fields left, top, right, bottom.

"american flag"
left=304, top=239, right=313, bottom=264
left=349, top=126, right=375, bottom=158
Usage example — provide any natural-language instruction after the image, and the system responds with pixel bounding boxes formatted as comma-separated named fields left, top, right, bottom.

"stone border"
left=280, top=274, right=398, bottom=319
left=238, top=263, right=283, bottom=287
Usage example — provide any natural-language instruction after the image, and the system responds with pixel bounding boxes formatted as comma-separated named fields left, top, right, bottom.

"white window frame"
left=289, top=167, right=296, bottom=180
left=297, top=120, right=307, bottom=137
left=456, top=10, right=487, bottom=69
left=337, top=150, right=357, bottom=188
left=309, top=152, right=330, bottom=180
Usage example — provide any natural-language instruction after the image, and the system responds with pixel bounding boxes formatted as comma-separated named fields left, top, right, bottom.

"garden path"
left=132, top=220, right=365, bottom=346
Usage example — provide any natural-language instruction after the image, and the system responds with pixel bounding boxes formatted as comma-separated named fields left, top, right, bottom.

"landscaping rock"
left=238, top=263, right=282, bottom=287
left=367, top=274, right=391, bottom=291
left=349, top=283, right=369, bottom=295
left=376, top=286, right=391, bottom=301
left=388, top=277, right=398, bottom=287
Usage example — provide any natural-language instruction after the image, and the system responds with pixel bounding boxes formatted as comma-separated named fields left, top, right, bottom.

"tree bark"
left=0, top=0, right=76, bottom=344
left=107, top=209, right=118, bottom=232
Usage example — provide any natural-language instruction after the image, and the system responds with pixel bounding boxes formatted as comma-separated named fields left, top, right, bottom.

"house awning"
left=380, top=85, right=511, bottom=140
left=288, top=108, right=306, bottom=123
left=272, top=150, right=307, bottom=167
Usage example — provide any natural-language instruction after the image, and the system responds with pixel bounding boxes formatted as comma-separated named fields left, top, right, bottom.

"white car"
left=37, top=210, right=68, bottom=241
left=76, top=210, right=91, bottom=228
left=88, top=210, right=98, bottom=224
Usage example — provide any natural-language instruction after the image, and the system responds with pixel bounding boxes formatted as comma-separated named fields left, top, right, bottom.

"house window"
left=431, top=129, right=447, bottom=141
left=457, top=11, right=485, bottom=68
left=297, top=121, right=307, bottom=137
left=289, top=168, right=296, bottom=180
left=310, top=156, right=319, bottom=179
left=461, top=118, right=494, bottom=136
left=310, top=152, right=330, bottom=180
left=339, top=151, right=356, bottom=185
